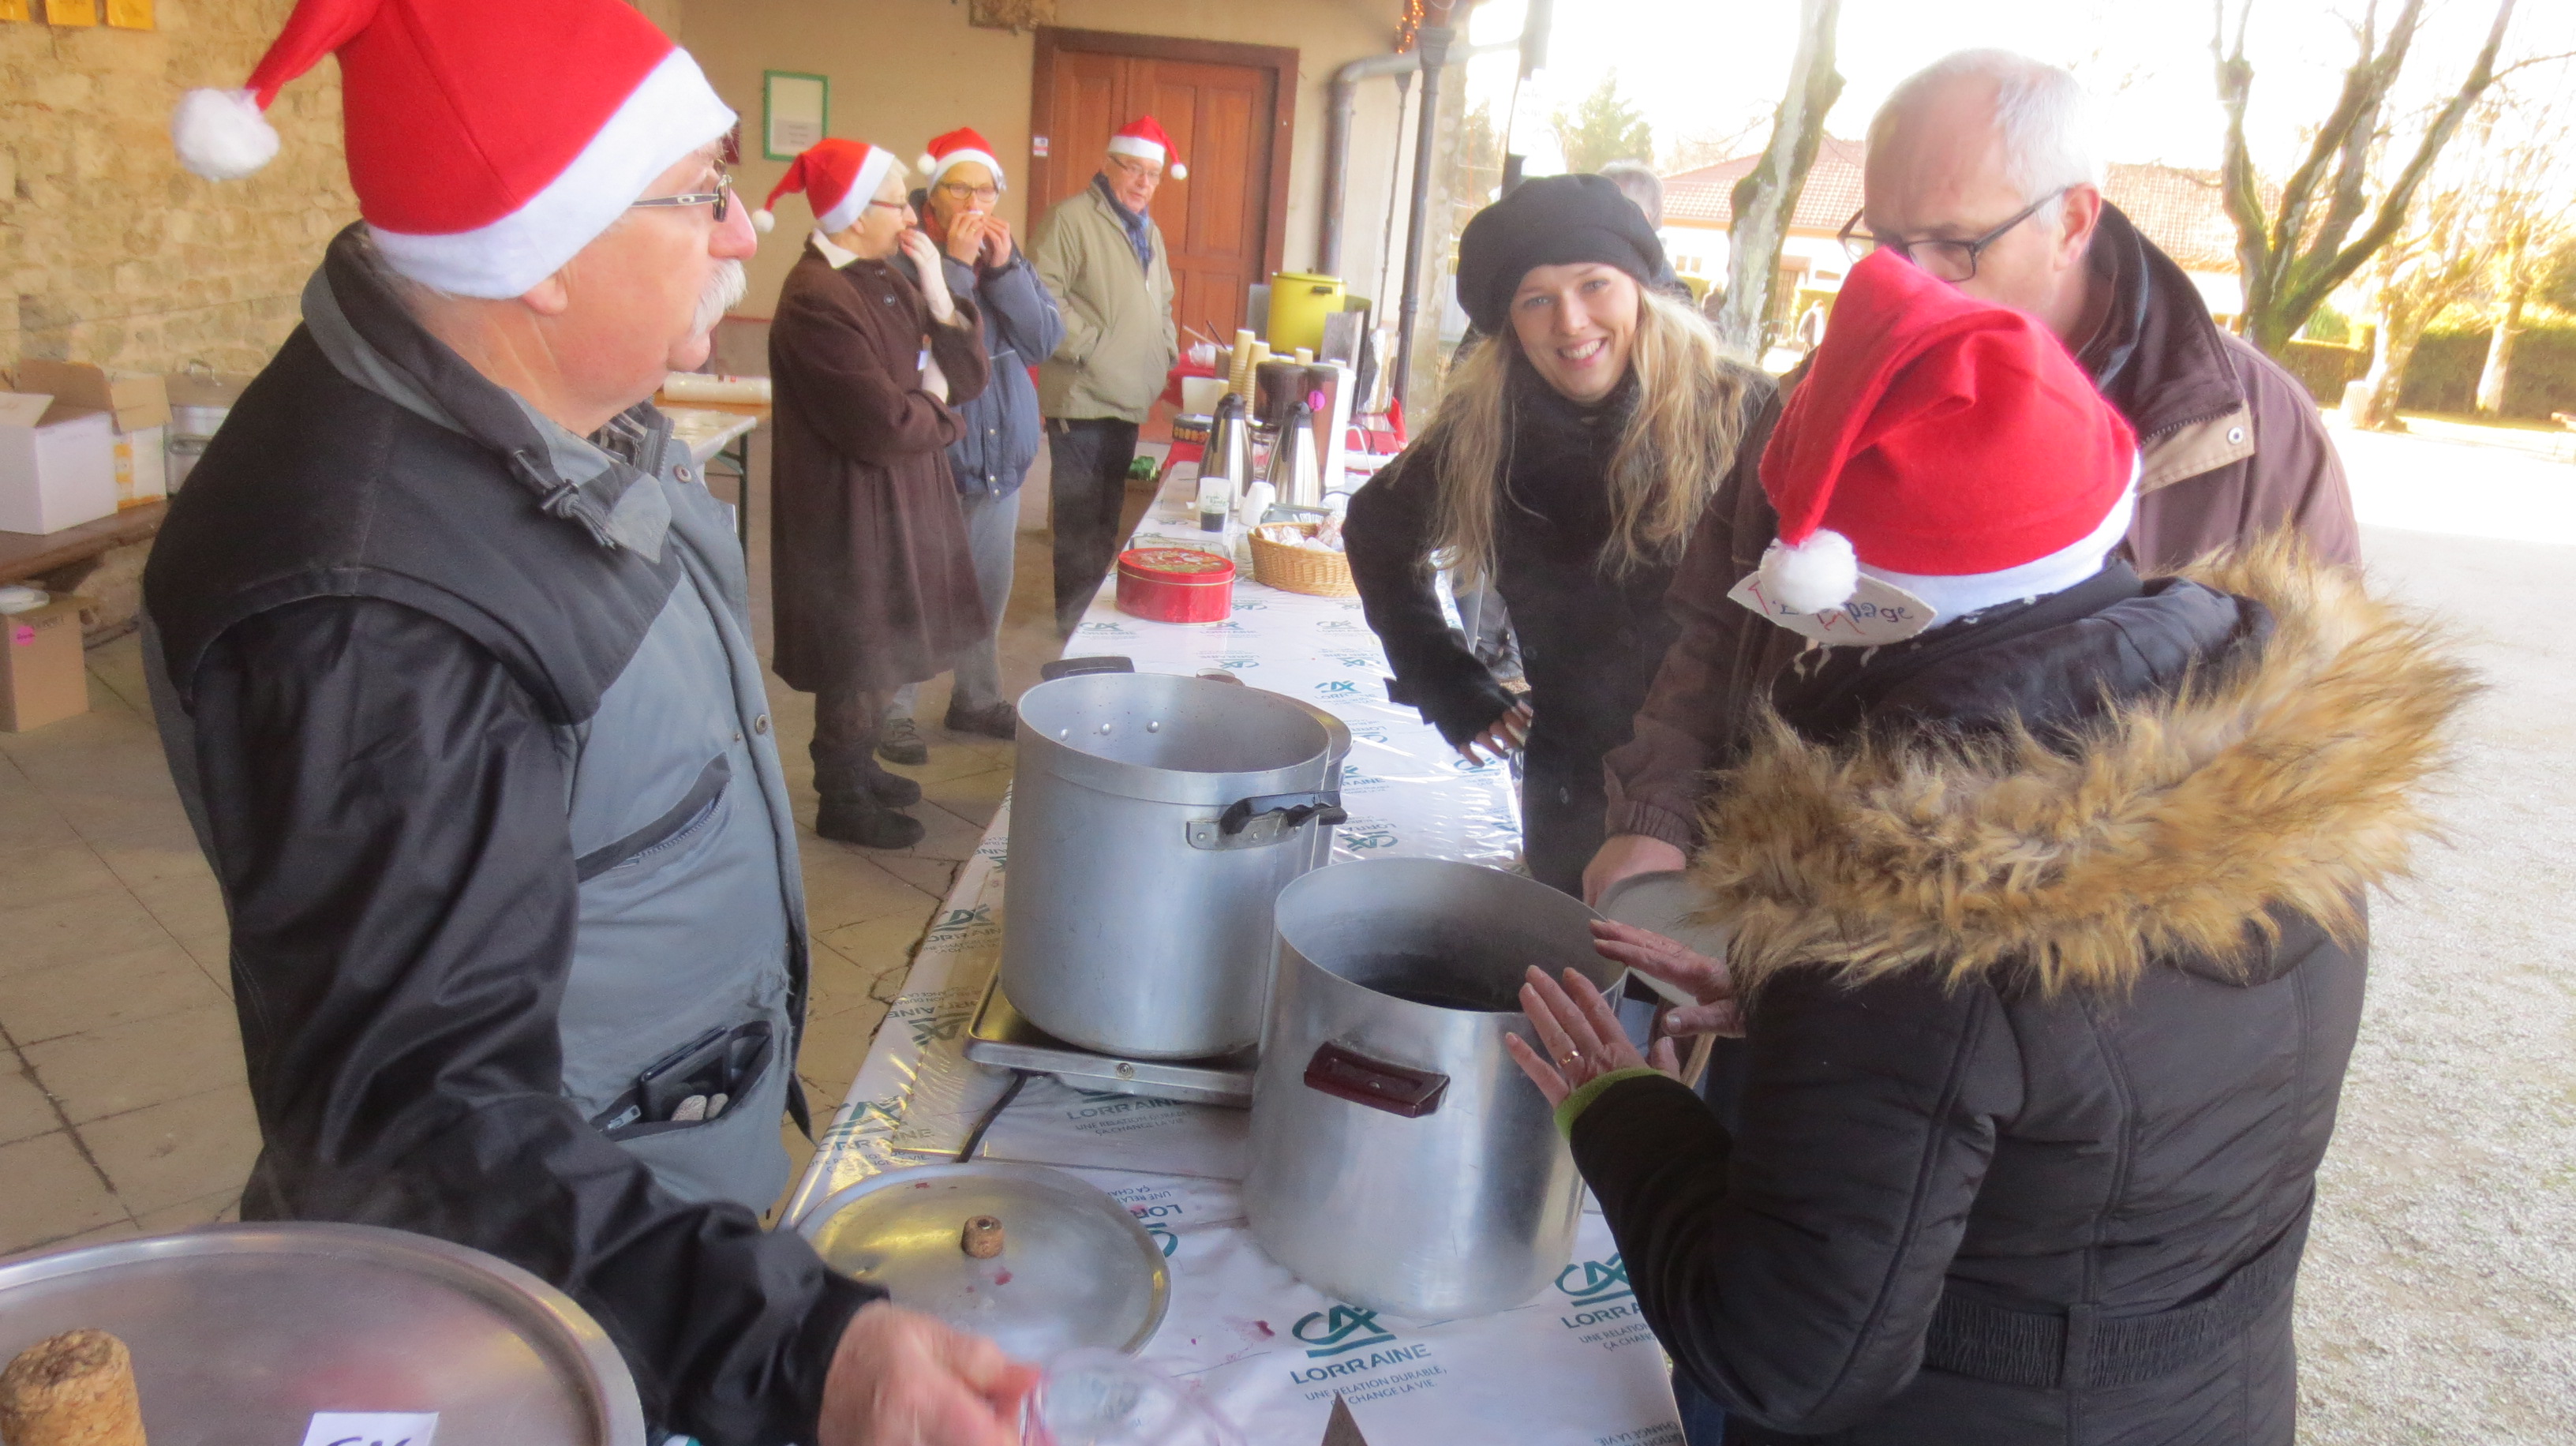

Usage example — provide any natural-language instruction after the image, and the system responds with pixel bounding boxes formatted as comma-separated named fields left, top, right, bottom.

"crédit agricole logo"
left=1286, top=1304, right=1434, bottom=1384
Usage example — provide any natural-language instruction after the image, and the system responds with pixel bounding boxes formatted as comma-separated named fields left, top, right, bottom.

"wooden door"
left=1030, top=29, right=1295, bottom=343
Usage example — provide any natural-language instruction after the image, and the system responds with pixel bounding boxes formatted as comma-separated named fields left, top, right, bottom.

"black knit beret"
left=1455, top=172, right=1669, bottom=335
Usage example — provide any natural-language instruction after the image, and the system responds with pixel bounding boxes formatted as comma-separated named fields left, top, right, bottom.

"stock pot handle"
left=1303, top=1042, right=1448, bottom=1118
left=1040, top=655, right=1136, bottom=680
left=1218, top=791, right=1348, bottom=837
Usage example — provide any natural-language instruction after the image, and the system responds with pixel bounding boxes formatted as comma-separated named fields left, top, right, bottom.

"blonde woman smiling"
left=1348, top=174, right=1773, bottom=893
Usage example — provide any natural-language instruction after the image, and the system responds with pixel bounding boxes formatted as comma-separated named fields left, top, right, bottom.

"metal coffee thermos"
left=1204, top=393, right=1253, bottom=495
left=1263, top=401, right=1322, bottom=509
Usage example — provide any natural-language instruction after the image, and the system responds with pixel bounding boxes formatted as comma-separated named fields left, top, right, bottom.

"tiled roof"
left=1661, top=137, right=2245, bottom=274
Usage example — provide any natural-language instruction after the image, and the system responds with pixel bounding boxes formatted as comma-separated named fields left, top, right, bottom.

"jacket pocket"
left=608, top=1020, right=793, bottom=1212
left=574, top=753, right=731, bottom=882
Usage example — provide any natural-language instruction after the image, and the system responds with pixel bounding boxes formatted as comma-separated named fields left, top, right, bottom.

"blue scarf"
left=1094, top=174, right=1155, bottom=272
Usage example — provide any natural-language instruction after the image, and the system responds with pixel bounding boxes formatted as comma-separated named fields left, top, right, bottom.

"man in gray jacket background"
left=878, top=128, right=1065, bottom=759
left=1032, top=116, right=1183, bottom=636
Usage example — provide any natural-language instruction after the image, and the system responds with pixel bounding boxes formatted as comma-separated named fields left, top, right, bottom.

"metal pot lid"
left=0, top=1222, right=645, bottom=1446
left=797, top=1163, right=1168, bottom=1358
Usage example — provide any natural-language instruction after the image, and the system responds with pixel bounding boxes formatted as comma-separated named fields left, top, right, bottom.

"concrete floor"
left=1, top=420, right=2569, bottom=1443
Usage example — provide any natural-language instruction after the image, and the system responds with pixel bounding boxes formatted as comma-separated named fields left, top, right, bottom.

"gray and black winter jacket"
left=141, top=226, right=878, bottom=1446
left=912, top=194, right=1065, bottom=499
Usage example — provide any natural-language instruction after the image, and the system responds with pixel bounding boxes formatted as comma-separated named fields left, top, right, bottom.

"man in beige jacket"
left=1032, top=116, right=1182, bottom=635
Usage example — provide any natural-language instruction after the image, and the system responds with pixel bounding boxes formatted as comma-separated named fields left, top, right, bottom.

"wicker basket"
left=1248, top=523, right=1357, bottom=597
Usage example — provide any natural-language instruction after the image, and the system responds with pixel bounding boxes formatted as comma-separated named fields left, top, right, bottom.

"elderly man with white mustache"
left=141, top=1, right=1035, bottom=1443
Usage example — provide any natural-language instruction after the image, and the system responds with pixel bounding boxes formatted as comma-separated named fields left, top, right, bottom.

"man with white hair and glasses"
left=1589, top=47, right=2358, bottom=905
left=144, top=1, right=1034, bottom=1442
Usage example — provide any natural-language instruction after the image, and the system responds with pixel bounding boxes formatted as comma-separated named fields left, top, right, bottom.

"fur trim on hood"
left=1690, top=538, right=2477, bottom=995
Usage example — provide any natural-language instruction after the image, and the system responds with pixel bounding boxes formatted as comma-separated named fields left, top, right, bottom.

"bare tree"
left=2212, top=0, right=2573, bottom=355
left=2349, top=95, right=2564, bottom=430
left=2472, top=98, right=2573, bottom=414
left=1713, top=0, right=1841, bottom=357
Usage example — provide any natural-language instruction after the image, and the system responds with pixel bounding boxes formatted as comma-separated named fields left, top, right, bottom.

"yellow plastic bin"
left=1265, top=272, right=1345, bottom=358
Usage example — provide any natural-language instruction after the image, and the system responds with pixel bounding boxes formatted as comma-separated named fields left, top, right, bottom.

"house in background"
left=1660, top=136, right=2247, bottom=343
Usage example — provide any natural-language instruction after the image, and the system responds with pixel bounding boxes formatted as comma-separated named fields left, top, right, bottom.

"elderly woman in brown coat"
left=763, top=140, right=992, bottom=848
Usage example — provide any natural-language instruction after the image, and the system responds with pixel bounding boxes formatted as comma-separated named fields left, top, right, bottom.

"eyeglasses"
left=633, top=168, right=736, bottom=223
left=1838, top=186, right=2072, bottom=282
left=938, top=182, right=1002, bottom=204
left=1105, top=155, right=1164, bottom=182
left=867, top=198, right=909, bottom=212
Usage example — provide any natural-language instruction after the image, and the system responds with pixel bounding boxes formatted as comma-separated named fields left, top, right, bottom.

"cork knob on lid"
left=960, top=1216, right=1006, bottom=1259
left=0, top=1328, right=148, bottom=1446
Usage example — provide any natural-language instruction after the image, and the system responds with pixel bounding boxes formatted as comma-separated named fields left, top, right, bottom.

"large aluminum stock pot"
left=1002, top=661, right=1350, bottom=1060
left=1245, top=859, right=1620, bottom=1320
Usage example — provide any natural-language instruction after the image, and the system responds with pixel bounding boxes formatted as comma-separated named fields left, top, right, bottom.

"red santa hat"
left=916, top=127, right=1006, bottom=193
left=1754, top=248, right=2139, bottom=622
left=1106, top=115, right=1187, bottom=181
left=171, top=0, right=735, bottom=301
left=751, top=139, right=899, bottom=236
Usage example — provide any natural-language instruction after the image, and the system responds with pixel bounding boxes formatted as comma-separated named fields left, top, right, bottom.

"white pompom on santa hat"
left=1753, top=248, right=2140, bottom=627
left=751, top=139, right=897, bottom=237
left=1106, top=114, right=1187, bottom=181
left=915, top=127, right=1006, bottom=195
left=172, top=0, right=736, bottom=300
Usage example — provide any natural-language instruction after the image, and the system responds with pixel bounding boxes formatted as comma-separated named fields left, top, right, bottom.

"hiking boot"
left=814, top=745, right=920, bottom=807
left=944, top=700, right=1019, bottom=740
left=815, top=792, right=926, bottom=849
left=875, top=714, right=930, bottom=766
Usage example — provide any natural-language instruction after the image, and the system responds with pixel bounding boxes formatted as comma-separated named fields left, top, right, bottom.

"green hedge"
left=2398, top=324, right=2576, bottom=419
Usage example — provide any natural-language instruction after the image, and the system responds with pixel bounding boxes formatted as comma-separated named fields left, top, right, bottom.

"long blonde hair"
left=1420, top=287, right=1756, bottom=586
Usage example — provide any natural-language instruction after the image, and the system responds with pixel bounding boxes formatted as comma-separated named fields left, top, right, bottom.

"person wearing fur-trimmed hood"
left=1511, top=250, right=2472, bottom=1446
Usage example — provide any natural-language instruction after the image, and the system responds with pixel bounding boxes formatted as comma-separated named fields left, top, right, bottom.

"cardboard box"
left=0, top=392, right=119, bottom=534
left=11, top=360, right=173, bottom=433
left=2, top=594, right=95, bottom=733
left=114, top=425, right=168, bottom=508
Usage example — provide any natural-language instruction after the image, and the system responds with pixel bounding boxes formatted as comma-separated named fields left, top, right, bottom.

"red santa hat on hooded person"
left=1106, top=115, right=1186, bottom=180
left=171, top=0, right=736, bottom=301
left=1753, top=248, right=2140, bottom=627
left=916, top=128, right=1006, bottom=194
left=751, top=139, right=899, bottom=236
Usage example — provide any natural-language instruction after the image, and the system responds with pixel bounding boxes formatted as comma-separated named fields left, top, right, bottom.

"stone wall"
left=2, top=1, right=357, bottom=378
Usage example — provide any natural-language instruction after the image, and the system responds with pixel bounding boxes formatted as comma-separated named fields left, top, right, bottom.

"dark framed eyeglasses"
left=1838, top=186, right=2072, bottom=282
left=633, top=167, right=736, bottom=223
left=938, top=181, right=1002, bottom=204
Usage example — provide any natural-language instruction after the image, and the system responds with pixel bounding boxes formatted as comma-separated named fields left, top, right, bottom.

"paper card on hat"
left=1728, top=568, right=1935, bottom=646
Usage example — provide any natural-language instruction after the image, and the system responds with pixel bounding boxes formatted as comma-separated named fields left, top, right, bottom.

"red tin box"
left=1115, top=545, right=1236, bottom=624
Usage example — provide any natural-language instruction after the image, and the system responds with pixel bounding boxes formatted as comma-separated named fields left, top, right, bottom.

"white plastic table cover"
left=783, top=466, right=1687, bottom=1445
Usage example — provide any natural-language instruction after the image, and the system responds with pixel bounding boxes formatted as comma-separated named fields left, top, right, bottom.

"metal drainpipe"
left=1389, top=22, right=1458, bottom=415
left=1317, top=39, right=1519, bottom=276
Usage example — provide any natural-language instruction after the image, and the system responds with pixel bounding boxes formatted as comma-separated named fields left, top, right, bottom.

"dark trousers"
left=1046, top=416, right=1140, bottom=630
left=1521, top=748, right=1608, bottom=898
left=811, top=684, right=893, bottom=795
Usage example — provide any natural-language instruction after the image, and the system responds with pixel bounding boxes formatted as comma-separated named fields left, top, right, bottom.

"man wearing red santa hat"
left=1515, top=249, right=2466, bottom=1446
left=144, top=2, right=1033, bottom=1442
left=1030, top=115, right=1185, bottom=635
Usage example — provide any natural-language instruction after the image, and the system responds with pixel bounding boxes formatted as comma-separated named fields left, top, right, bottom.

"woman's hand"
left=1506, top=965, right=1680, bottom=1109
left=1456, top=699, right=1532, bottom=767
left=942, top=211, right=988, bottom=266
left=1589, top=918, right=1743, bottom=1039
left=900, top=229, right=958, bottom=324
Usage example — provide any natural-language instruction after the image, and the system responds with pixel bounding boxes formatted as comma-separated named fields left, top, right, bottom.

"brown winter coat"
left=769, top=242, right=993, bottom=695
left=1601, top=204, right=2363, bottom=849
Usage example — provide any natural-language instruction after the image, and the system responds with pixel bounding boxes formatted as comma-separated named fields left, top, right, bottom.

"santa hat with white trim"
left=1754, top=248, right=2139, bottom=624
left=1106, top=115, right=1187, bottom=180
left=171, top=0, right=736, bottom=301
left=917, top=128, right=1006, bottom=193
left=751, top=139, right=899, bottom=236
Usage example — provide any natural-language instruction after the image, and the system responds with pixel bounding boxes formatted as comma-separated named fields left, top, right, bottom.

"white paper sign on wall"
left=298, top=1412, right=438, bottom=1446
